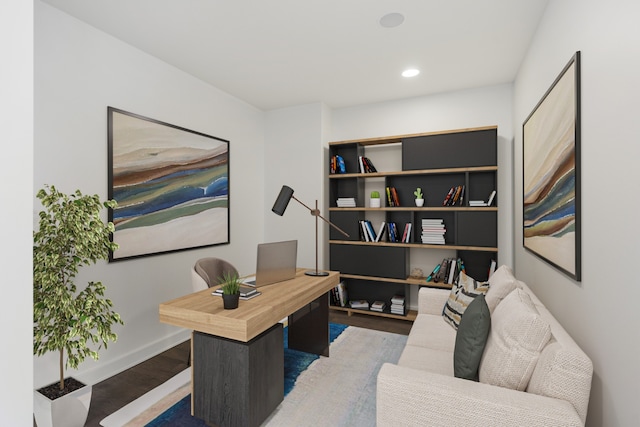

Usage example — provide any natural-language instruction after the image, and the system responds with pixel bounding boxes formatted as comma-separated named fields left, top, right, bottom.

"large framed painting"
left=523, top=52, right=581, bottom=281
left=108, top=107, right=230, bottom=261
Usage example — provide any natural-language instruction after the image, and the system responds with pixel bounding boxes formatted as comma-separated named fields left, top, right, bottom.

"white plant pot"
left=34, top=382, right=92, bottom=427
left=370, top=198, right=381, bottom=208
left=415, top=198, right=424, bottom=207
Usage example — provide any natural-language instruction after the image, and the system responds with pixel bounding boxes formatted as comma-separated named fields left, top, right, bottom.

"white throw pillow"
left=485, top=265, right=519, bottom=313
left=479, top=288, right=552, bottom=391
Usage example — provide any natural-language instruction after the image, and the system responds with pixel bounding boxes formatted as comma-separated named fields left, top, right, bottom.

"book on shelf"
left=427, top=257, right=464, bottom=284
left=469, top=200, right=488, bottom=206
left=336, top=197, right=356, bottom=207
left=349, top=300, right=370, bottom=310
left=421, top=218, right=446, bottom=244
left=488, top=259, right=497, bottom=278
left=336, top=281, right=348, bottom=307
left=385, top=186, right=401, bottom=207
left=487, top=190, right=497, bottom=206
left=358, top=156, right=378, bottom=173
left=387, top=222, right=400, bottom=242
left=330, top=154, right=346, bottom=174
left=401, top=222, right=412, bottom=243
left=442, top=185, right=465, bottom=206
left=375, top=222, right=387, bottom=242
left=359, top=220, right=380, bottom=242
left=442, top=186, right=455, bottom=206
left=371, top=301, right=386, bottom=312
left=391, top=294, right=405, bottom=305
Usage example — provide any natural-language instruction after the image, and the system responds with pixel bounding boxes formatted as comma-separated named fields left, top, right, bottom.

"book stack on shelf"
left=421, top=219, right=446, bottom=244
left=359, top=220, right=386, bottom=242
left=371, top=300, right=386, bottom=313
left=426, top=258, right=464, bottom=284
left=390, top=295, right=406, bottom=315
left=330, top=281, right=348, bottom=307
left=469, top=190, right=497, bottom=207
left=330, top=154, right=346, bottom=174
left=358, top=156, right=377, bottom=173
left=336, top=197, right=356, bottom=207
left=386, top=221, right=411, bottom=243
left=385, top=187, right=401, bottom=207
left=442, top=185, right=465, bottom=206
left=350, top=300, right=370, bottom=310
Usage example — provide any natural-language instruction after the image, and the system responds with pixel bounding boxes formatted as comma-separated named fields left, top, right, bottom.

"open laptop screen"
left=244, top=240, right=297, bottom=287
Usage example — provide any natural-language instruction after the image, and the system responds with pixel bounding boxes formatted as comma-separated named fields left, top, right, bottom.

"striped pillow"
left=442, top=271, right=490, bottom=330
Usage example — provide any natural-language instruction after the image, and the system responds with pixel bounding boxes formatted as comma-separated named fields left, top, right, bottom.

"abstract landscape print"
left=523, top=52, right=581, bottom=280
left=108, top=108, right=229, bottom=261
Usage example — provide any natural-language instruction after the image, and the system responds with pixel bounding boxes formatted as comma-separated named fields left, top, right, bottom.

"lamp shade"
left=272, top=185, right=294, bottom=216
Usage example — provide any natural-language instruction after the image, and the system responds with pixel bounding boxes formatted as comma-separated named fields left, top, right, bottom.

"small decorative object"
left=219, top=271, right=241, bottom=309
left=33, top=185, right=124, bottom=427
left=370, top=190, right=381, bottom=208
left=410, top=267, right=424, bottom=279
left=414, top=187, right=424, bottom=207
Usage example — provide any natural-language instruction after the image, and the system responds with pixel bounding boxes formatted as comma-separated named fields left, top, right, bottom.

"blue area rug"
left=146, top=323, right=349, bottom=427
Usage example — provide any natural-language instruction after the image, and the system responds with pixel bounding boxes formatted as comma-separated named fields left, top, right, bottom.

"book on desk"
left=212, top=285, right=262, bottom=300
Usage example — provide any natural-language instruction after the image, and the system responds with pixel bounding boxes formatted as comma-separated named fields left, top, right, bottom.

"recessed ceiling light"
left=379, top=13, right=404, bottom=28
left=402, top=69, right=420, bottom=78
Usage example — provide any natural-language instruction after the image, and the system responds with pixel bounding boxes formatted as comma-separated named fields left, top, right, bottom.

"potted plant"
left=370, top=190, right=381, bottom=208
left=414, top=187, right=424, bottom=207
left=33, top=185, right=124, bottom=427
left=219, top=271, right=242, bottom=309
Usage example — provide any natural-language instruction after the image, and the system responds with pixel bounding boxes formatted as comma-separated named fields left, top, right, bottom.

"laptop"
left=244, top=240, right=298, bottom=287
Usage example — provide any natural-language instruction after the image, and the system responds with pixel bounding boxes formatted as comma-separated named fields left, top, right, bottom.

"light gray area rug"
left=102, top=325, right=407, bottom=427
left=263, top=326, right=407, bottom=426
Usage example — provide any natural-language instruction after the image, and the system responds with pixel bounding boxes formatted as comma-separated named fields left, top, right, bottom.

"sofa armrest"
left=418, top=287, right=450, bottom=315
left=377, top=363, right=583, bottom=427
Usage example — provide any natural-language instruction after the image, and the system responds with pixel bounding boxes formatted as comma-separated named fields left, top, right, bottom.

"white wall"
left=513, top=1, right=640, bottom=425
left=1, top=1, right=34, bottom=424
left=34, top=1, right=265, bottom=388
left=330, top=85, right=515, bottom=309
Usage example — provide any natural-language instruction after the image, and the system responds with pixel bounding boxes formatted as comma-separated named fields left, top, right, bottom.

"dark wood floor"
left=83, top=311, right=412, bottom=426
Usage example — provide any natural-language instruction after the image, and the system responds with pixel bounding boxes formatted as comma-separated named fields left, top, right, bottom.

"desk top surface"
left=159, top=269, right=339, bottom=342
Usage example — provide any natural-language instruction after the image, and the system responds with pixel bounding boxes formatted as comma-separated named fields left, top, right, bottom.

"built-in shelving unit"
left=328, top=126, right=498, bottom=321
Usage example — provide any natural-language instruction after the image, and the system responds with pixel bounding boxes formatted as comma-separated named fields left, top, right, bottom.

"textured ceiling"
left=41, top=0, right=549, bottom=111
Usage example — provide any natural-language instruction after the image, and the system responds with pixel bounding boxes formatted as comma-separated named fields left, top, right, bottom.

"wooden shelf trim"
left=330, top=305, right=418, bottom=322
left=329, top=240, right=498, bottom=252
left=328, top=125, right=498, bottom=147
left=329, top=165, right=497, bottom=179
left=338, top=273, right=453, bottom=289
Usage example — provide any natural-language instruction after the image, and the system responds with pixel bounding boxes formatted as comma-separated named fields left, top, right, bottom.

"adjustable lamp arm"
left=290, top=195, right=349, bottom=238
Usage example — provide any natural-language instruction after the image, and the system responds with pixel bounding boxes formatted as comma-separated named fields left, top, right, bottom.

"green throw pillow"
left=453, top=294, right=491, bottom=381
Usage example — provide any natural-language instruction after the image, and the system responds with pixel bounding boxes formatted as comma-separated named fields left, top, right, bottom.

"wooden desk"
left=159, top=269, right=339, bottom=426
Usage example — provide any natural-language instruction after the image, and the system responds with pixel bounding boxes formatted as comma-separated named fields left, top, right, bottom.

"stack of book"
left=336, top=197, right=356, bottom=207
left=349, top=300, right=369, bottom=310
left=213, top=285, right=261, bottom=300
left=359, top=220, right=387, bottom=242
left=371, top=301, right=386, bottom=312
left=421, top=219, right=446, bottom=244
left=390, top=295, right=405, bottom=315
left=330, top=154, right=346, bottom=174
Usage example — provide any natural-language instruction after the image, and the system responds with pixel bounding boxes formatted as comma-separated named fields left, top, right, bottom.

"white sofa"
left=377, top=266, right=593, bottom=426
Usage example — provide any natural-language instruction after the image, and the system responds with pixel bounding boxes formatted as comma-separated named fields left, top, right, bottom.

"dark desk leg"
left=192, top=324, right=284, bottom=427
left=288, top=292, right=329, bottom=357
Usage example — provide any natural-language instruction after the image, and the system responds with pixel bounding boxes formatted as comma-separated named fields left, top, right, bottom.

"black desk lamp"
left=272, top=185, right=349, bottom=276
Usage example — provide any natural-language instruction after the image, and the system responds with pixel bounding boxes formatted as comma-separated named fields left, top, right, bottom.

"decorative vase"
left=222, top=293, right=240, bottom=309
left=370, top=198, right=381, bottom=208
left=415, top=198, right=424, bottom=207
left=33, top=380, right=92, bottom=427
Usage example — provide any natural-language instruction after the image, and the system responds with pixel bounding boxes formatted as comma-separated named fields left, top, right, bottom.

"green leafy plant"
left=218, top=271, right=241, bottom=295
left=370, top=190, right=380, bottom=198
left=33, top=185, right=124, bottom=392
left=414, top=187, right=423, bottom=199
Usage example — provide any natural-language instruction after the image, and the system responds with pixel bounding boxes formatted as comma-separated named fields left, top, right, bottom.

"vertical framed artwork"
left=108, top=107, right=230, bottom=261
left=523, top=52, right=581, bottom=281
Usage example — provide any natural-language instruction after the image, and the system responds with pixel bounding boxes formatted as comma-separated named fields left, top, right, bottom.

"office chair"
left=192, top=257, right=239, bottom=292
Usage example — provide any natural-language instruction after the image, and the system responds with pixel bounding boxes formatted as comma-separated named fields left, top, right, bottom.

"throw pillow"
left=485, top=265, right=519, bottom=313
left=479, top=288, right=552, bottom=391
left=442, top=271, right=490, bottom=330
left=454, top=294, right=491, bottom=381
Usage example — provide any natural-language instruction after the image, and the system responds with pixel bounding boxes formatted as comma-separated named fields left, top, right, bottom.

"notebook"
left=244, top=240, right=298, bottom=287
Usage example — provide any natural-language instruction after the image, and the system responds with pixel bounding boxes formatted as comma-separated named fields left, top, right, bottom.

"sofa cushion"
left=485, top=265, right=520, bottom=313
left=407, top=313, right=457, bottom=352
left=454, top=294, right=491, bottom=381
left=442, top=271, right=490, bottom=330
left=397, top=344, right=454, bottom=376
left=479, top=288, right=552, bottom=391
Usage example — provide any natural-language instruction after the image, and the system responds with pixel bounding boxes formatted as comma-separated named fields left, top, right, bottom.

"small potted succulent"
left=370, top=190, right=381, bottom=208
left=219, top=271, right=242, bottom=309
left=414, top=187, right=424, bottom=207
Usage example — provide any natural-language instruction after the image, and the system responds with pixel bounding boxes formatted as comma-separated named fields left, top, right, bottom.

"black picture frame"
left=108, top=107, right=230, bottom=261
left=522, top=52, right=581, bottom=281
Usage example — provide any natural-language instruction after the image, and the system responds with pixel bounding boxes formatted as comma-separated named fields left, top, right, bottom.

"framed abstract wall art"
left=108, top=107, right=230, bottom=261
left=523, top=52, right=581, bottom=281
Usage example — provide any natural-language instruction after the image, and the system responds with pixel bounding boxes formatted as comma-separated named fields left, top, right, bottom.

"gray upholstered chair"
left=191, top=257, right=239, bottom=292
